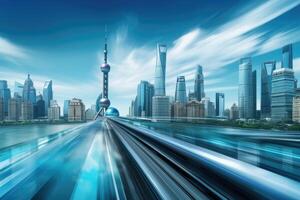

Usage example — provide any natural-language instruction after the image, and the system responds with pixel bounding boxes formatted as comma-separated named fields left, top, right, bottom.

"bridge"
left=1, top=118, right=300, bottom=199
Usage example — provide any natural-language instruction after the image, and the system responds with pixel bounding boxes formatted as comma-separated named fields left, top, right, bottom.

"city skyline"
left=0, top=1, right=300, bottom=115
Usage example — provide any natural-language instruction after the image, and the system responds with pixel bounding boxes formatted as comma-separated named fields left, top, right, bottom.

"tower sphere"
left=101, top=63, right=110, bottom=73
left=105, top=107, right=120, bottom=117
left=99, top=97, right=110, bottom=108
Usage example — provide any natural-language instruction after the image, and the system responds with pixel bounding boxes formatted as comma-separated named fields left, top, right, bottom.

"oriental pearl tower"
left=95, top=28, right=111, bottom=118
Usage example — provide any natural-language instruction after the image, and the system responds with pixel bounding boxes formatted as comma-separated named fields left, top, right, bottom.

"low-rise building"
left=68, top=98, right=85, bottom=121
left=8, top=95, right=22, bottom=121
left=173, top=102, right=187, bottom=118
left=230, top=103, right=239, bottom=120
left=292, top=88, right=300, bottom=123
left=21, top=101, right=33, bottom=121
left=48, top=100, right=60, bottom=121
left=186, top=100, right=204, bottom=118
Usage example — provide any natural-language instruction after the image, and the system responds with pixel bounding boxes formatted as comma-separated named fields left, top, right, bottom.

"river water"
left=0, top=123, right=82, bottom=149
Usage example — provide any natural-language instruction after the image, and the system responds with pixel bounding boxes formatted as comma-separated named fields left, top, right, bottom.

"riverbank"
left=124, top=117, right=300, bottom=132
left=0, top=120, right=88, bottom=127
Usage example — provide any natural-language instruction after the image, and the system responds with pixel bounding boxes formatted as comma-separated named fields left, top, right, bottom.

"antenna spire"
left=104, top=25, right=108, bottom=64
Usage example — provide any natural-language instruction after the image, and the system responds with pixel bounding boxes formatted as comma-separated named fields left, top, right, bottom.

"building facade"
left=0, top=80, right=11, bottom=117
left=215, top=93, right=225, bottom=117
left=173, top=102, right=187, bottom=118
left=293, top=88, right=300, bottom=123
left=34, top=94, right=45, bottom=119
left=43, top=80, right=53, bottom=116
left=48, top=100, right=60, bottom=121
left=85, top=108, right=96, bottom=121
left=261, top=61, right=276, bottom=119
left=8, top=95, right=22, bottom=121
left=0, top=98, right=4, bottom=121
left=238, top=57, right=255, bottom=119
left=271, top=68, right=295, bottom=122
left=154, top=44, right=167, bottom=96
left=152, top=96, right=170, bottom=119
left=136, top=81, right=154, bottom=117
left=194, top=65, right=205, bottom=101
left=14, top=82, right=23, bottom=97
left=282, top=44, right=293, bottom=69
left=201, top=97, right=215, bottom=118
left=63, top=100, right=70, bottom=119
left=186, top=100, right=204, bottom=118
left=21, top=101, right=33, bottom=121
left=230, top=103, right=239, bottom=120
left=68, top=98, right=85, bottom=121
left=252, top=70, right=257, bottom=119
left=175, top=76, right=187, bottom=103
left=23, top=74, right=36, bottom=104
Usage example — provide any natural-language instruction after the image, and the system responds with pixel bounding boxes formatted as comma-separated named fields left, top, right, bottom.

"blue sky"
left=0, top=0, right=300, bottom=115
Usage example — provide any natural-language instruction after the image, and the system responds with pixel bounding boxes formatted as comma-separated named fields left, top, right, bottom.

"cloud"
left=0, top=36, right=28, bottom=59
left=104, top=0, right=300, bottom=115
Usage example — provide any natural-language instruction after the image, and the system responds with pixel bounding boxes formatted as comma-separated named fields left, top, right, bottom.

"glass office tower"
left=137, top=81, right=154, bottom=117
left=154, top=44, right=167, bottom=96
left=271, top=68, right=295, bottom=122
left=14, top=82, right=23, bottom=97
left=238, top=57, right=255, bottom=119
left=282, top=44, right=293, bottom=69
left=216, top=92, right=225, bottom=117
left=194, top=65, right=205, bottom=101
left=261, top=61, right=276, bottom=119
left=252, top=70, right=257, bottom=119
left=23, top=74, right=36, bottom=104
left=175, top=76, right=187, bottom=103
left=0, top=80, right=11, bottom=117
left=43, top=80, right=53, bottom=116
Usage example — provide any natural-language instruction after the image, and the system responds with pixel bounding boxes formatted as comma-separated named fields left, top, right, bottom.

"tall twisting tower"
left=95, top=28, right=111, bottom=118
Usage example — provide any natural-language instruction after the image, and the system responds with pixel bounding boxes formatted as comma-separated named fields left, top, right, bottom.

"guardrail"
left=108, top=117, right=300, bottom=200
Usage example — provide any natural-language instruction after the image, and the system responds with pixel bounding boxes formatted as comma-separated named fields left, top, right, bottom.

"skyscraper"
left=261, top=61, right=276, bottom=119
left=63, top=100, right=71, bottom=119
left=43, top=80, right=53, bottom=116
left=282, top=44, right=293, bottom=69
left=175, top=76, right=187, bottom=103
left=215, top=92, right=225, bottom=117
left=34, top=94, right=45, bottom=119
left=129, top=100, right=135, bottom=117
left=21, top=101, right=33, bottom=121
left=23, top=74, right=36, bottom=104
left=14, top=81, right=23, bottom=97
left=238, top=58, right=255, bottom=119
left=0, top=98, right=4, bottom=121
left=252, top=70, right=257, bottom=119
left=0, top=80, right=11, bottom=117
left=152, top=44, right=170, bottom=119
left=8, top=95, right=22, bottom=121
left=152, top=96, right=171, bottom=119
left=136, top=81, right=154, bottom=117
left=154, top=44, right=167, bottom=96
left=194, top=65, right=205, bottom=101
left=271, top=68, right=295, bottom=122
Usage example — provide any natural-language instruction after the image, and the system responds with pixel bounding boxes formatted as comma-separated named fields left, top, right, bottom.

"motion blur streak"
left=1, top=118, right=300, bottom=199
